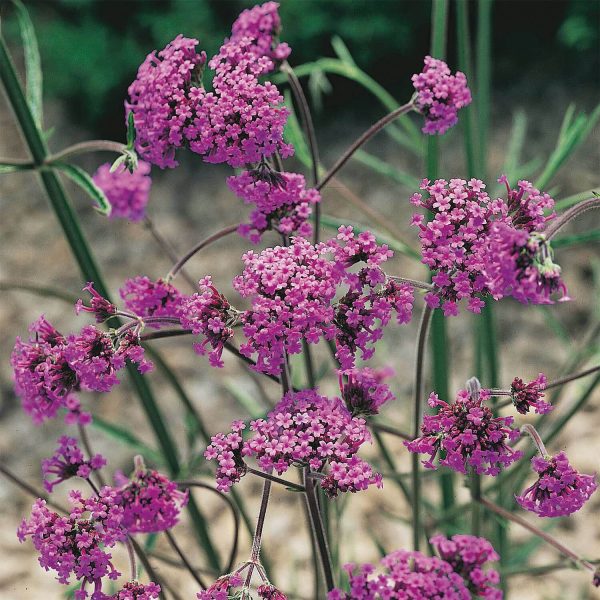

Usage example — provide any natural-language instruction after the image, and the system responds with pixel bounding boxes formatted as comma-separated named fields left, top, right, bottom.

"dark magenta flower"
left=412, top=55, right=472, bottom=135
left=119, top=276, right=185, bottom=324
left=339, top=366, right=395, bottom=416
left=205, top=389, right=381, bottom=497
left=405, top=387, right=522, bottom=476
left=117, top=457, right=188, bottom=534
left=92, top=162, right=152, bottom=222
left=197, top=573, right=244, bottom=599
left=126, top=35, right=207, bottom=168
left=430, top=534, right=502, bottom=599
left=509, top=373, right=552, bottom=415
left=42, top=436, right=106, bottom=493
left=76, top=282, right=117, bottom=323
left=110, top=581, right=161, bottom=599
left=228, top=169, right=320, bottom=243
left=516, top=452, right=597, bottom=517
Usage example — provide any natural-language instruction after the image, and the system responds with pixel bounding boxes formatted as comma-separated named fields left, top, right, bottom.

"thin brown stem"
left=387, top=275, right=434, bottom=291
left=370, top=421, right=413, bottom=441
left=544, top=197, right=600, bottom=240
left=480, top=497, right=595, bottom=573
left=520, top=424, right=548, bottom=457
left=317, top=102, right=414, bottom=191
left=128, top=535, right=172, bottom=600
left=78, top=422, right=106, bottom=487
left=166, top=224, right=240, bottom=282
left=164, top=529, right=207, bottom=589
left=141, top=329, right=193, bottom=342
left=125, top=537, right=137, bottom=580
left=250, top=480, right=273, bottom=563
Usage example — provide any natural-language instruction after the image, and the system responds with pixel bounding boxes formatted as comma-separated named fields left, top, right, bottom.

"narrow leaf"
left=353, top=149, right=420, bottom=189
left=126, top=111, right=136, bottom=148
left=330, top=35, right=357, bottom=67
left=53, top=162, right=112, bottom=216
left=10, top=0, right=43, bottom=127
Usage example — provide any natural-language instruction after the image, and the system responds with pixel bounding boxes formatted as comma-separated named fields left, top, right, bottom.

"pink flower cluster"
left=180, top=277, right=238, bottom=368
left=411, top=55, right=472, bottom=135
left=110, top=582, right=161, bottom=600
left=205, top=389, right=381, bottom=497
left=412, top=176, right=565, bottom=314
left=516, top=452, right=597, bottom=517
left=199, top=573, right=287, bottom=599
left=126, top=35, right=206, bottom=168
left=233, top=229, right=412, bottom=375
left=116, top=460, right=188, bottom=533
left=92, top=162, right=152, bottom=222
left=509, top=373, right=551, bottom=415
left=430, top=534, right=502, bottom=599
left=120, top=276, right=185, bottom=323
left=405, top=388, right=522, bottom=476
left=339, top=366, right=395, bottom=416
left=11, top=314, right=151, bottom=424
left=329, top=549, right=471, bottom=599
left=17, top=490, right=126, bottom=597
left=228, top=169, right=320, bottom=242
left=76, top=282, right=117, bottom=323
left=230, top=1, right=291, bottom=67
left=42, top=436, right=106, bottom=493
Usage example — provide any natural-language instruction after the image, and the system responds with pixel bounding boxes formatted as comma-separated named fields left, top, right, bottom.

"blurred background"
left=0, top=1, right=599, bottom=599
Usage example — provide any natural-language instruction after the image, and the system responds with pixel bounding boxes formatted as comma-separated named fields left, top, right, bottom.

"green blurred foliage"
left=3, top=0, right=598, bottom=137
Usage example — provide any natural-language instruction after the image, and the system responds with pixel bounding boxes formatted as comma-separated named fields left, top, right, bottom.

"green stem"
left=0, top=36, right=221, bottom=571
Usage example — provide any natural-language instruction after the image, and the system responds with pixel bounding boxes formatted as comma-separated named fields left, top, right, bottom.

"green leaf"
left=330, top=35, right=357, bottom=67
left=552, top=229, right=600, bottom=248
left=53, top=162, right=112, bottom=216
left=126, top=111, right=136, bottom=148
left=308, top=67, right=332, bottom=113
left=90, top=415, right=163, bottom=465
left=10, top=0, right=43, bottom=127
left=0, top=162, right=33, bottom=173
left=283, top=91, right=311, bottom=166
left=555, top=189, right=598, bottom=211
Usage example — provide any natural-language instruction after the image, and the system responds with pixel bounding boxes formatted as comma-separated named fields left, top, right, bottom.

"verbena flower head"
left=92, top=162, right=152, bottom=222
left=110, top=582, right=161, bottom=599
left=197, top=573, right=244, bottom=599
left=120, top=276, right=185, bottom=324
left=412, top=55, right=472, bottom=135
left=180, top=276, right=238, bottom=368
left=18, top=489, right=125, bottom=596
left=329, top=550, right=472, bottom=599
left=76, top=282, right=117, bottom=323
left=234, top=228, right=412, bottom=375
left=339, top=366, right=395, bottom=416
left=405, top=387, right=522, bottom=476
left=206, top=389, right=381, bottom=497
left=257, top=584, right=288, bottom=599
left=516, top=451, right=597, bottom=517
left=11, top=316, right=80, bottom=424
left=230, top=2, right=291, bottom=67
left=509, top=373, right=551, bottom=414
left=430, top=534, right=502, bottom=599
left=185, top=35, right=293, bottom=167
left=228, top=169, right=320, bottom=243
left=42, top=436, right=106, bottom=493
left=117, top=456, right=188, bottom=534
left=412, top=176, right=563, bottom=313
left=483, top=225, right=568, bottom=305
left=127, top=35, right=207, bottom=168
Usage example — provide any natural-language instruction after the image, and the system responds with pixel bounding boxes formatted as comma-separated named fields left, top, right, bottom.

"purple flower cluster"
left=116, top=459, right=188, bottom=533
left=180, top=277, right=238, bottom=368
left=92, top=162, right=152, bottom=222
left=76, top=282, right=117, bottom=323
left=329, top=550, right=471, bottom=599
left=484, top=225, right=568, bottom=305
left=405, top=388, right=522, bottom=476
left=430, top=534, right=502, bottom=599
left=230, top=1, right=291, bottom=67
left=412, top=176, right=564, bottom=313
left=205, top=389, right=381, bottom=497
left=42, top=436, right=106, bottom=493
left=120, top=276, right=185, bottom=324
left=411, top=55, right=472, bottom=135
left=17, top=489, right=126, bottom=597
left=233, top=229, right=412, bottom=375
left=110, top=582, right=161, bottom=600
left=199, top=573, right=287, bottom=599
left=228, top=169, right=320, bottom=243
left=11, top=314, right=151, bottom=424
left=126, top=35, right=207, bottom=168
left=339, top=366, right=395, bottom=416
left=516, top=452, right=597, bottom=517
left=509, top=373, right=551, bottom=415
